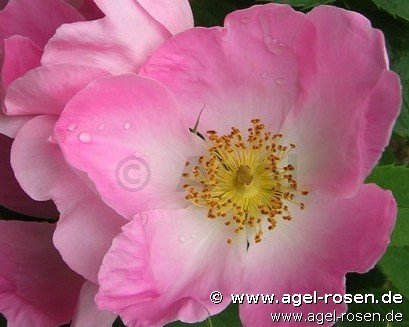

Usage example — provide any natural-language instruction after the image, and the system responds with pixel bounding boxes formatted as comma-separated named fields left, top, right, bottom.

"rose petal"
left=0, top=0, right=83, bottom=48
left=2, top=35, right=42, bottom=89
left=135, top=0, right=193, bottom=35
left=11, top=115, right=125, bottom=283
left=0, top=220, right=84, bottom=327
left=55, top=74, right=200, bottom=219
left=240, top=184, right=396, bottom=326
left=72, top=282, right=116, bottom=327
left=97, top=207, right=246, bottom=326
left=282, top=5, right=401, bottom=196
left=5, top=64, right=110, bottom=116
left=0, top=112, right=32, bottom=138
left=141, top=4, right=304, bottom=134
left=0, top=133, right=57, bottom=218
left=66, top=0, right=104, bottom=20
left=42, top=0, right=171, bottom=74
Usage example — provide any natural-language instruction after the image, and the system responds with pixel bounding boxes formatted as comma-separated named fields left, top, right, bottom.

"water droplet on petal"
left=145, top=152, right=150, bottom=157
left=67, top=122, right=77, bottom=131
left=48, top=135, right=57, bottom=144
left=240, top=18, right=250, bottom=24
left=123, top=122, right=131, bottom=130
left=78, top=132, right=92, bottom=144
left=263, top=35, right=287, bottom=55
left=179, top=236, right=186, bottom=243
left=98, top=123, right=106, bottom=130
left=261, top=71, right=268, bottom=79
left=275, top=77, right=286, bottom=86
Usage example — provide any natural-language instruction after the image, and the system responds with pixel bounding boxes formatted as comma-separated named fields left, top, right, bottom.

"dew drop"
left=48, top=135, right=57, bottom=144
left=123, top=122, right=131, bottom=130
left=263, top=35, right=287, bottom=55
left=78, top=132, right=92, bottom=144
left=145, top=151, right=150, bottom=157
left=67, top=122, right=77, bottom=131
left=179, top=236, right=186, bottom=243
left=261, top=71, right=268, bottom=79
left=98, top=123, right=106, bottom=130
left=275, top=77, right=286, bottom=86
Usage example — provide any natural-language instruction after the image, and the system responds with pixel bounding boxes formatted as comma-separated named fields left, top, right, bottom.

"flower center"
left=182, top=119, right=308, bottom=244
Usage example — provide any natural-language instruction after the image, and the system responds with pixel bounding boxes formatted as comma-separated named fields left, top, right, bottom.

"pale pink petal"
left=0, top=0, right=83, bottom=48
left=5, top=64, right=110, bottom=116
left=0, top=133, right=58, bottom=218
left=361, top=71, right=402, bottom=176
left=97, top=207, right=246, bottom=327
left=0, top=112, right=32, bottom=138
left=282, top=5, right=401, bottom=196
left=240, top=184, right=396, bottom=326
left=11, top=115, right=126, bottom=283
left=55, top=74, right=200, bottom=219
left=42, top=0, right=171, bottom=74
left=141, top=4, right=304, bottom=134
left=136, top=0, right=193, bottom=35
left=66, top=0, right=104, bottom=20
left=0, top=220, right=84, bottom=327
left=2, top=36, right=42, bottom=89
left=72, top=282, right=116, bottom=327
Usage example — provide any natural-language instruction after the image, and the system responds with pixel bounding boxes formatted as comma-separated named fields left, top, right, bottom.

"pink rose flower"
left=0, top=0, right=193, bottom=326
left=0, top=0, right=95, bottom=217
left=53, top=4, right=401, bottom=327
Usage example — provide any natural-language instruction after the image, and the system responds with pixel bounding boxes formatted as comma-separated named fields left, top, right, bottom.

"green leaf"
left=260, top=0, right=335, bottom=9
left=378, top=146, right=397, bottom=166
left=379, top=246, right=409, bottom=299
left=372, top=0, right=409, bottom=21
left=391, top=208, right=409, bottom=247
left=167, top=304, right=242, bottom=327
left=366, top=166, right=409, bottom=247
left=366, top=166, right=409, bottom=208
left=190, top=0, right=253, bottom=27
left=386, top=20, right=409, bottom=138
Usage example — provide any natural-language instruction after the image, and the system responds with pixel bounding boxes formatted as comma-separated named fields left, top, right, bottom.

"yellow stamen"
left=182, top=119, right=308, bottom=244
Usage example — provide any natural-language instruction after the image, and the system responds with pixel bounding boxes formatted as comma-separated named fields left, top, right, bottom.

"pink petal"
left=0, top=112, right=32, bottom=138
left=2, top=36, right=42, bottom=89
left=72, top=282, right=116, bottom=327
left=282, top=5, right=401, bottom=196
left=0, top=220, right=84, bottom=327
left=66, top=0, right=104, bottom=20
left=240, top=184, right=396, bottom=326
left=55, top=74, right=200, bottom=219
left=141, top=4, right=304, bottom=134
left=97, top=207, right=246, bottom=327
left=11, top=115, right=126, bottom=283
left=0, top=133, right=58, bottom=218
left=42, top=0, right=171, bottom=74
left=361, top=71, right=402, bottom=176
left=135, top=0, right=193, bottom=35
left=5, top=64, right=110, bottom=116
left=0, top=0, right=83, bottom=48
